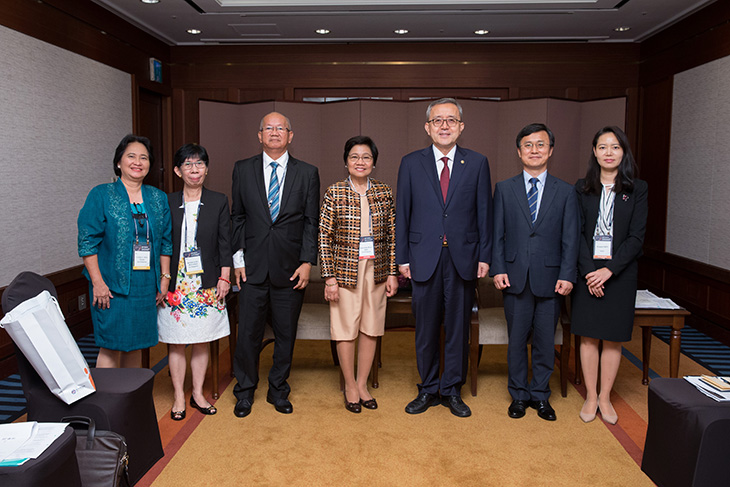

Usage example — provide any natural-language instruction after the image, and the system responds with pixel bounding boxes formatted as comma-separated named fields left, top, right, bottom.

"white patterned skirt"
left=157, top=256, right=230, bottom=344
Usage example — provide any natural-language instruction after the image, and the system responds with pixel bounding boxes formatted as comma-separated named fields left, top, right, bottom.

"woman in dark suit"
left=158, top=144, right=233, bottom=420
left=572, top=126, right=648, bottom=425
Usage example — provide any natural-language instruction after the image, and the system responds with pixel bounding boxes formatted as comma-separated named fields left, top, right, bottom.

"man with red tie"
left=396, top=98, right=492, bottom=417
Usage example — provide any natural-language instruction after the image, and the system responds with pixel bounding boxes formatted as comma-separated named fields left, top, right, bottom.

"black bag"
left=62, top=416, right=130, bottom=487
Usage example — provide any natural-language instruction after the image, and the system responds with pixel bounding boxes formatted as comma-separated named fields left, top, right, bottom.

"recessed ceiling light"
left=474, top=30, right=489, bottom=35
left=140, top=0, right=160, bottom=4
left=394, top=29, right=409, bottom=35
left=187, top=29, right=201, bottom=35
left=315, top=29, right=330, bottom=35
left=614, top=26, right=631, bottom=32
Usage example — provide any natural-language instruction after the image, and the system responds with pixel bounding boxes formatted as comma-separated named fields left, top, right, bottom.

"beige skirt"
left=329, top=258, right=387, bottom=341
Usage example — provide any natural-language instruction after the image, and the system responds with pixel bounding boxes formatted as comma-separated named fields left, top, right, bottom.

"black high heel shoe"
left=344, top=392, right=361, bottom=413
left=190, top=396, right=217, bottom=415
left=360, top=398, right=378, bottom=410
left=170, top=409, right=186, bottom=421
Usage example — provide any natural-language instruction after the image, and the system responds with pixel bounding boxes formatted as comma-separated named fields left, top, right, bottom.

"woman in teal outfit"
left=78, top=134, right=172, bottom=368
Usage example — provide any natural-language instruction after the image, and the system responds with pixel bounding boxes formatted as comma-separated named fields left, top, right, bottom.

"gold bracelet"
left=161, top=273, right=171, bottom=279
left=325, top=282, right=337, bottom=287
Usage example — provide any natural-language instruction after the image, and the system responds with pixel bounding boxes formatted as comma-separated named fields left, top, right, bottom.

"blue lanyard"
left=131, top=203, right=149, bottom=244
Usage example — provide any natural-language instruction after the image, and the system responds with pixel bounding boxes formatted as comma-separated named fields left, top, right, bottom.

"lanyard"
left=348, top=177, right=372, bottom=234
left=182, top=196, right=201, bottom=250
left=131, top=203, right=150, bottom=244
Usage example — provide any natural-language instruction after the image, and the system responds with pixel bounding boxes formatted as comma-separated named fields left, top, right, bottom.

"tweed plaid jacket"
left=319, top=179, right=397, bottom=288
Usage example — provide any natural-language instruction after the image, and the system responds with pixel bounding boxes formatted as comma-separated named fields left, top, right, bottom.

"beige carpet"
left=140, top=327, right=689, bottom=486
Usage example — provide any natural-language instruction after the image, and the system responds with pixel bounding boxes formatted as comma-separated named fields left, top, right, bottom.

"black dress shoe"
left=405, top=392, right=440, bottom=414
left=344, top=393, right=361, bottom=413
left=360, top=398, right=378, bottom=410
left=443, top=395, right=471, bottom=418
left=267, top=394, right=293, bottom=414
left=508, top=400, right=527, bottom=419
left=530, top=400, right=556, bottom=421
left=234, top=398, right=252, bottom=418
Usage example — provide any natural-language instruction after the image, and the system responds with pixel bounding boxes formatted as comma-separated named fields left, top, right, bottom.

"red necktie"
left=440, top=156, right=449, bottom=202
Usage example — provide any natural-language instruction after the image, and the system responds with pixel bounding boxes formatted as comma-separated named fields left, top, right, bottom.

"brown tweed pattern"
left=319, top=179, right=396, bottom=288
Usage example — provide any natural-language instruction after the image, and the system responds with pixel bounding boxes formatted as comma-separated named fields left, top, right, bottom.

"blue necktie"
left=527, top=177, right=538, bottom=223
left=268, top=162, right=280, bottom=221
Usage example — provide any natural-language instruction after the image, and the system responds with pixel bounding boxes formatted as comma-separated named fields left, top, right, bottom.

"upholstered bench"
left=469, top=277, right=571, bottom=397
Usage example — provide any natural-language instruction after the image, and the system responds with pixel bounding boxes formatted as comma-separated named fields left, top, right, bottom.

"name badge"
left=359, top=236, right=375, bottom=259
left=593, top=235, right=613, bottom=260
left=184, top=248, right=204, bottom=275
left=133, top=243, right=151, bottom=270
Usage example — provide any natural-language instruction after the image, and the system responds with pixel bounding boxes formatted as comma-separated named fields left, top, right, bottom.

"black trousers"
left=411, top=246, right=475, bottom=397
left=232, top=278, right=304, bottom=401
left=503, top=282, right=560, bottom=402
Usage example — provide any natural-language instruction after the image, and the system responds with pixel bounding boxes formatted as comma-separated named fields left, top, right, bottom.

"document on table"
left=636, top=290, right=680, bottom=309
left=0, top=422, right=68, bottom=466
left=684, top=376, right=730, bottom=401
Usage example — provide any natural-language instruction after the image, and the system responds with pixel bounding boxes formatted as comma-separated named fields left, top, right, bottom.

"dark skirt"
left=571, top=261, right=637, bottom=343
left=90, top=268, right=159, bottom=352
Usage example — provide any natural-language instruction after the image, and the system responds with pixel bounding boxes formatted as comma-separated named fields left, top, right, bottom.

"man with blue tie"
left=230, top=112, right=320, bottom=418
left=396, top=98, right=492, bottom=417
left=490, top=123, right=580, bottom=421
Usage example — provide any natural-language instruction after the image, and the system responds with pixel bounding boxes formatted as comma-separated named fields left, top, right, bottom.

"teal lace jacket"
left=78, top=179, right=172, bottom=295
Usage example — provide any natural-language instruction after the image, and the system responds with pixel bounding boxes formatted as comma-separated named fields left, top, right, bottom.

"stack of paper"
left=684, top=375, right=730, bottom=401
left=0, top=422, right=68, bottom=467
left=636, top=290, right=680, bottom=309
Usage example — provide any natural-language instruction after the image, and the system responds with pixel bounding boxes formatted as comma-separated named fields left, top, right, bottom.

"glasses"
left=427, top=117, right=462, bottom=127
left=348, top=154, right=373, bottom=163
left=181, top=161, right=206, bottom=170
left=520, top=141, right=549, bottom=151
left=261, top=126, right=291, bottom=133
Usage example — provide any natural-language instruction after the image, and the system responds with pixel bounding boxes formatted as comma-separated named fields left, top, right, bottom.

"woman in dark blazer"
left=158, top=144, right=233, bottom=420
left=572, top=126, right=648, bottom=425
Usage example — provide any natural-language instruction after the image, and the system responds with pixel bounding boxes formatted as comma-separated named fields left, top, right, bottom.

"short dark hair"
left=516, top=123, right=555, bottom=148
left=113, top=134, right=154, bottom=177
left=582, top=126, right=637, bottom=195
left=173, top=143, right=209, bottom=169
left=343, top=135, right=379, bottom=167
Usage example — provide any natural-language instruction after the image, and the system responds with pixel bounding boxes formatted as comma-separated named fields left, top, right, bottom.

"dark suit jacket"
left=575, top=178, right=648, bottom=278
left=490, top=173, right=580, bottom=297
left=231, top=153, right=320, bottom=287
left=168, top=187, right=233, bottom=290
left=395, top=145, right=492, bottom=282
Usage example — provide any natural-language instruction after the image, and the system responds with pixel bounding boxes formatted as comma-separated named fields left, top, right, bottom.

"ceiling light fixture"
left=474, top=30, right=489, bottom=35
left=315, top=29, right=330, bottom=35
left=394, top=29, right=409, bottom=35
left=614, top=26, right=631, bottom=32
left=187, top=29, right=201, bottom=35
left=140, top=0, right=160, bottom=4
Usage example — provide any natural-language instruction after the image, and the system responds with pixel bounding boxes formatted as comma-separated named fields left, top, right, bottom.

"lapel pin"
left=460, top=160, right=465, bottom=164
left=623, top=194, right=629, bottom=201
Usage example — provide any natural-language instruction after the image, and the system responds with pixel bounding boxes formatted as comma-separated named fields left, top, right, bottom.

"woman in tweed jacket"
left=319, top=136, right=398, bottom=413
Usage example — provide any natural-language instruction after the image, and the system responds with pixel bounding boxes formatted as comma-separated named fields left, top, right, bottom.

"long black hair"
left=582, top=126, right=637, bottom=195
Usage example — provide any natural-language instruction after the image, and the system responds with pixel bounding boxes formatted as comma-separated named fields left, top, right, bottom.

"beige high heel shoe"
left=598, top=403, right=618, bottom=425
left=579, top=400, right=597, bottom=423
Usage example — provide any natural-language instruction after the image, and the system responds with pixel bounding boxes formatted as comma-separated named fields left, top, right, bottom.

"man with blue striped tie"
left=490, top=123, right=580, bottom=421
left=231, top=112, right=320, bottom=418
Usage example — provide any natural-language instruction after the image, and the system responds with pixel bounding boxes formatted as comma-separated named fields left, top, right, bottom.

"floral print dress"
left=157, top=200, right=229, bottom=344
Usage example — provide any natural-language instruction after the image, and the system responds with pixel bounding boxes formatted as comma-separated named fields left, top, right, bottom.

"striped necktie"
left=268, top=161, right=280, bottom=221
left=527, top=177, right=538, bottom=223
